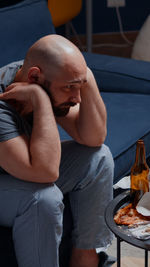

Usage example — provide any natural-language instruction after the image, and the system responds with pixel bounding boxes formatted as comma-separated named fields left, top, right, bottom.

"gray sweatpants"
left=0, top=141, right=114, bottom=267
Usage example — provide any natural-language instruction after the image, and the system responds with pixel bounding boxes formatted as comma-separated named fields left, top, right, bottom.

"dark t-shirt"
left=0, top=61, right=31, bottom=174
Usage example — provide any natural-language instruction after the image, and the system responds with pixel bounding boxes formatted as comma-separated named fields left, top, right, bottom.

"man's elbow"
left=87, top=138, right=105, bottom=148
left=86, top=128, right=107, bottom=147
left=31, top=165, right=60, bottom=183
left=49, top=168, right=59, bottom=182
left=42, top=167, right=59, bottom=183
left=98, top=127, right=107, bottom=146
left=94, top=137, right=105, bottom=147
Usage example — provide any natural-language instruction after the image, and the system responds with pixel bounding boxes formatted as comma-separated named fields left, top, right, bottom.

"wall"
left=56, top=0, right=150, bottom=35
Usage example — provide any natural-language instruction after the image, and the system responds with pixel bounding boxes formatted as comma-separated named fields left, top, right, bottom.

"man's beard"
left=42, top=85, right=76, bottom=117
left=52, top=102, right=76, bottom=117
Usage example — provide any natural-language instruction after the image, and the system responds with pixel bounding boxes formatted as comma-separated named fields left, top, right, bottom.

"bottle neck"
left=135, top=141, right=146, bottom=165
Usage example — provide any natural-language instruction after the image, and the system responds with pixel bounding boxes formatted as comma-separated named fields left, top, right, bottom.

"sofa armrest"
left=83, top=52, right=150, bottom=95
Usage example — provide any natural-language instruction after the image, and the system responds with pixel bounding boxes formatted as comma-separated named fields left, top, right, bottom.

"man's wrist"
left=30, top=84, right=51, bottom=109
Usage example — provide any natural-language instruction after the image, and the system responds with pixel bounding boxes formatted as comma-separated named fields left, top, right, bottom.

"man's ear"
left=28, top=67, right=41, bottom=83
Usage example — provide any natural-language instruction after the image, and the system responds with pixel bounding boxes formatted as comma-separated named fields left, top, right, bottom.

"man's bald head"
left=14, top=34, right=87, bottom=117
left=22, top=34, right=86, bottom=80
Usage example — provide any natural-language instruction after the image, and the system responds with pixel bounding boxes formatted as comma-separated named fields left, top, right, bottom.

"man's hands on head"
left=56, top=67, right=107, bottom=147
left=0, top=65, right=106, bottom=183
left=0, top=82, right=61, bottom=183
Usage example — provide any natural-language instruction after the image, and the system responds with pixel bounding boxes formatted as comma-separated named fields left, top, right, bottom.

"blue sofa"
left=1, top=0, right=150, bottom=266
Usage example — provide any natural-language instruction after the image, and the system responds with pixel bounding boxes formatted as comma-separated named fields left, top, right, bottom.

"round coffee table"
left=105, top=190, right=150, bottom=267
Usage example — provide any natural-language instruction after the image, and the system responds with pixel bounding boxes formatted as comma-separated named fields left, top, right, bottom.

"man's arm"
left=57, top=67, right=107, bottom=147
left=0, top=83, right=61, bottom=183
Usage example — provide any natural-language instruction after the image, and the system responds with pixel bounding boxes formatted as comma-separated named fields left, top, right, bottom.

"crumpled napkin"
left=128, top=223, right=150, bottom=240
left=129, top=194, right=150, bottom=239
left=136, top=192, right=150, bottom=216
left=113, top=176, right=130, bottom=190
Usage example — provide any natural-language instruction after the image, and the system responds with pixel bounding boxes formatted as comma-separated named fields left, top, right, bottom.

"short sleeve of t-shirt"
left=0, top=60, right=31, bottom=142
left=0, top=100, right=28, bottom=142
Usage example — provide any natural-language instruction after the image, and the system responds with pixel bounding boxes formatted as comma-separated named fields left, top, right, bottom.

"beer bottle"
left=130, top=139, right=149, bottom=207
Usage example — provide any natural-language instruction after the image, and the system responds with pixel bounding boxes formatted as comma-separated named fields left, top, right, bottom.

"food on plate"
left=114, top=203, right=150, bottom=226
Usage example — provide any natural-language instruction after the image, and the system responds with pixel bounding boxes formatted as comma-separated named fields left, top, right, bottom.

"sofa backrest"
left=0, top=0, right=55, bottom=67
left=83, top=52, right=150, bottom=95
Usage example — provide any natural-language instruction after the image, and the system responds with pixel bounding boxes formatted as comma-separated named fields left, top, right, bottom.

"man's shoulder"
left=0, top=60, right=24, bottom=72
left=0, top=60, right=24, bottom=91
left=0, top=60, right=24, bottom=78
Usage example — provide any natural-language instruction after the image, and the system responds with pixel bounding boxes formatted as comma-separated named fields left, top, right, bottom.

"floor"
left=107, top=237, right=150, bottom=266
left=71, top=31, right=138, bottom=59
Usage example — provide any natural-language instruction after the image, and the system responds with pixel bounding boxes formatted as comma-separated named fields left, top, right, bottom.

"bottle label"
left=131, top=170, right=149, bottom=192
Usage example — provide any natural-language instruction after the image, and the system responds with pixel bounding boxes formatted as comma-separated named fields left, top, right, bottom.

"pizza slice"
left=114, top=203, right=150, bottom=226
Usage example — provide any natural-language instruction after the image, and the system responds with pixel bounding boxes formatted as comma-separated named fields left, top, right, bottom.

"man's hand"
left=0, top=82, right=48, bottom=115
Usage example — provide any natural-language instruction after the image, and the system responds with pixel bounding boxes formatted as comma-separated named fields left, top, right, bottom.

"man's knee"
left=36, top=184, right=64, bottom=224
left=18, top=183, right=64, bottom=227
left=98, top=144, right=114, bottom=172
left=83, top=144, right=114, bottom=190
left=84, top=144, right=114, bottom=175
left=94, top=144, right=114, bottom=184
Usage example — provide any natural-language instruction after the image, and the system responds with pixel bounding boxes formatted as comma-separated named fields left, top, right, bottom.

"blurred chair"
left=48, top=0, right=82, bottom=27
left=47, top=0, right=83, bottom=49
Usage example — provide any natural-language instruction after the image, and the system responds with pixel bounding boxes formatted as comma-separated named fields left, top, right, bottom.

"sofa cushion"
left=0, top=0, right=55, bottom=67
left=103, top=92, right=150, bottom=183
left=83, top=53, right=150, bottom=95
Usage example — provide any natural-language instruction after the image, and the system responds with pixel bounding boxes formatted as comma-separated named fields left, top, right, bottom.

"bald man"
left=0, top=35, right=114, bottom=267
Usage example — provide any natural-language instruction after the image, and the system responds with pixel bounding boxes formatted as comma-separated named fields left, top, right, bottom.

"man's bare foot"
left=69, top=247, right=99, bottom=267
